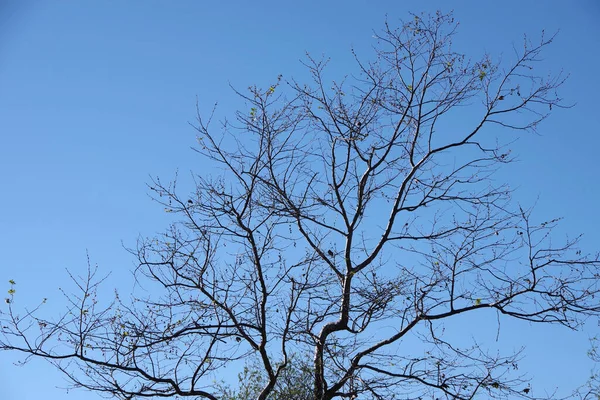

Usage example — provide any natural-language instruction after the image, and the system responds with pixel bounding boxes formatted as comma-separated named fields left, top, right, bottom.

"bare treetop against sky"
left=1, top=2, right=600, bottom=400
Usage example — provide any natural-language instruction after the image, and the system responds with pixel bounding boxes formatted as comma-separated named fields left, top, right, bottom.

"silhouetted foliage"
left=219, top=354, right=314, bottom=400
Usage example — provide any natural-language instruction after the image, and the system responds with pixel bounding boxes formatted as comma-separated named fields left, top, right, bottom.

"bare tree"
left=578, top=337, right=600, bottom=400
left=2, top=12, right=599, bottom=400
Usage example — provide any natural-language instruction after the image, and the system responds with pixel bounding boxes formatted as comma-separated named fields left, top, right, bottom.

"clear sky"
left=1, top=1, right=599, bottom=399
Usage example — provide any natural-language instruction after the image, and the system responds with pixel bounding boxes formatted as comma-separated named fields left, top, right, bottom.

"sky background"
left=1, top=1, right=599, bottom=399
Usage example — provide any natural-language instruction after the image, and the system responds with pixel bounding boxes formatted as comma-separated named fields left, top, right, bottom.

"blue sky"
left=1, top=1, right=599, bottom=399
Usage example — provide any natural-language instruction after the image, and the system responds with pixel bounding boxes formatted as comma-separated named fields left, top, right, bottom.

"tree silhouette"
left=2, top=12, right=599, bottom=400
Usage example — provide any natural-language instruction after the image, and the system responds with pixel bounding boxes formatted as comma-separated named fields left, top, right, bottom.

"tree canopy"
left=2, top=11, right=599, bottom=400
